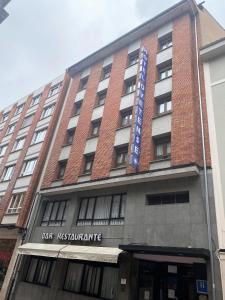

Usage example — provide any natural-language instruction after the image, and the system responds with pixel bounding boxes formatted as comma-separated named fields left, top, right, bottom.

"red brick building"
left=0, top=73, right=70, bottom=297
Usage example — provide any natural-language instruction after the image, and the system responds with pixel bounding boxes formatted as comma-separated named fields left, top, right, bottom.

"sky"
left=0, top=0, right=224, bottom=108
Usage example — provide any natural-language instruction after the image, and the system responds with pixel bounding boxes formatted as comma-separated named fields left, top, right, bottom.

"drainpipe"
left=189, top=1, right=216, bottom=299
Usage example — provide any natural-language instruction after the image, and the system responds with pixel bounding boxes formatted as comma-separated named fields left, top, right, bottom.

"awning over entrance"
left=119, top=244, right=210, bottom=264
left=18, top=243, right=123, bottom=263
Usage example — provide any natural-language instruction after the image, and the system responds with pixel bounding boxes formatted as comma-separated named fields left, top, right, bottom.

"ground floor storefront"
left=11, top=243, right=212, bottom=300
left=0, top=227, right=22, bottom=299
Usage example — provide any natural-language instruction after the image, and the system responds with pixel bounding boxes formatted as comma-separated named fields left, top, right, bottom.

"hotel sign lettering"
left=42, top=232, right=102, bottom=242
left=130, top=47, right=148, bottom=168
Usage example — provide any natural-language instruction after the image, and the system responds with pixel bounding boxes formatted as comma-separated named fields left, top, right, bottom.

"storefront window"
left=64, top=262, right=118, bottom=299
left=77, top=193, right=126, bottom=226
left=0, top=239, right=16, bottom=289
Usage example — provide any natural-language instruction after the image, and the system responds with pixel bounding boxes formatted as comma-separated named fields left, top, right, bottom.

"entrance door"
left=138, top=260, right=205, bottom=300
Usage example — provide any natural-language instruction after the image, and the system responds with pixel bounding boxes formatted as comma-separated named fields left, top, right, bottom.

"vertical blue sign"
left=130, top=47, right=148, bottom=168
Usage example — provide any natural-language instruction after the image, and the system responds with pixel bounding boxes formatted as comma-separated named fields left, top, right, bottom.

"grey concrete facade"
left=11, top=169, right=222, bottom=300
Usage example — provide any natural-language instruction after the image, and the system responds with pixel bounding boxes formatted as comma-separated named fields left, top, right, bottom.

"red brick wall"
left=41, top=76, right=80, bottom=188
left=0, top=104, right=17, bottom=144
left=91, top=49, right=128, bottom=180
left=18, top=73, right=71, bottom=227
left=63, top=63, right=102, bottom=184
left=0, top=74, right=71, bottom=227
left=39, top=14, right=211, bottom=189
left=171, top=14, right=199, bottom=166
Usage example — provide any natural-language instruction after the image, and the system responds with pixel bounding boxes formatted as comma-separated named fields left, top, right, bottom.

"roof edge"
left=67, top=0, right=197, bottom=78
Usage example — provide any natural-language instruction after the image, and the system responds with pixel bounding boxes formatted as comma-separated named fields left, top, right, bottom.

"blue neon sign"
left=130, top=47, right=148, bottom=168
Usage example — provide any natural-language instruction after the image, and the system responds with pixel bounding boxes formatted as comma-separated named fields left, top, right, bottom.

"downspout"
left=190, top=2, right=216, bottom=299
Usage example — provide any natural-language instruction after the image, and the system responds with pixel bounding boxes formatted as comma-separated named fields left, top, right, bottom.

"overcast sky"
left=0, top=0, right=224, bottom=108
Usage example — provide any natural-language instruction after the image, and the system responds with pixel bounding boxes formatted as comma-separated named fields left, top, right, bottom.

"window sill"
left=94, top=103, right=104, bottom=109
left=152, top=111, right=172, bottom=119
left=80, top=172, right=92, bottom=177
left=155, top=75, right=172, bottom=84
left=62, top=143, right=72, bottom=147
left=77, top=88, right=86, bottom=93
left=99, top=76, right=110, bottom=82
left=10, top=149, right=22, bottom=154
left=122, top=91, right=136, bottom=97
left=125, top=61, right=139, bottom=69
left=46, top=90, right=61, bottom=99
left=86, top=135, right=99, bottom=140
left=157, top=45, right=173, bottom=54
left=41, top=115, right=52, bottom=121
left=30, top=141, right=44, bottom=147
left=111, top=165, right=127, bottom=171
left=1, top=179, right=11, bottom=183
left=71, top=113, right=80, bottom=118
left=5, top=212, right=19, bottom=216
left=150, top=158, right=171, bottom=163
left=19, top=174, right=33, bottom=178
left=116, top=125, right=131, bottom=131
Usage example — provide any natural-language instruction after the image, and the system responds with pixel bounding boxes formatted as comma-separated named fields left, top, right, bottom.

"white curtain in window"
left=64, top=263, right=83, bottom=292
left=93, top=196, right=110, bottom=224
left=101, top=267, right=119, bottom=299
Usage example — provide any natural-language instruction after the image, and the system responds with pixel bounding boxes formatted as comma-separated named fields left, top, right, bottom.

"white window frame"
left=2, top=165, right=15, bottom=181
left=42, top=104, right=55, bottom=119
left=13, top=137, right=25, bottom=151
left=32, top=128, right=47, bottom=144
left=31, top=94, right=41, bottom=107
left=14, top=104, right=24, bottom=116
left=22, top=158, right=37, bottom=176
left=7, top=193, right=25, bottom=214
left=0, top=144, right=8, bottom=156
left=22, top=114, right=34, bottom=128
left=6, top=123, right=16, bottom=135
left=48, top=83, right=62, bottom=97
left=1, top=112, right=9, bottom=122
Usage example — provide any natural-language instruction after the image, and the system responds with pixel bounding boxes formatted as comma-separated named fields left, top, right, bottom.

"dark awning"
left=119, top=244, right=210, bottom=259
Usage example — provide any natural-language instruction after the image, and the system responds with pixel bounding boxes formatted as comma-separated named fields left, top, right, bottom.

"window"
left=90, top=120, right=101, bottom=137
left=32, top=128, right=47, bottom=144
left=83, top=154, right=95, bottom=174
left=42, top=104, right=55, bottom=119
left=79, top=76, right=89, bottom=91
left=64, top=262, right=118, bottom=299
left=154, top=136, right=171, bottom=160
left=14, top=104, right=24, bottom=116
left=72, top=100, right=82, bottom=116
left=7, top=193, right=25, bottom=214
left=0, top=144, right=7, bottom=156
left=13, top=137, right=25, bottom=151
left=121, top=109, right=133, bottom=127
left=101, top=64, right=112, bottom=80
left=22, top=114, right=34, bottom=128
left=64, top=128, right=75, bottom=145
left=48, top=83, right=62, bottom=97
left=31, top=94, right=41, bottom=106
left=77, top=193, right=126, bottom=226
left=124, top=77, right=136, bottom=95
left=6, top=123, right=16, bottom=135
left=158, top=33, right=172, bottom=51
left=156, top=95, right=172, bottom=115
left=158, top=62, right=172, bottom=80
left=96, top=89, right=107, bottom=106
left=127, top=50, right=139, bottom=67
left=1, top=112, right=9, bottom=122
left=22, top=158, right=37, bottom=176
left=2, top=165, right=15, bottom=181
left=41, top=200, right=67, bottom=226
left=57, top=160, right=67, bottom=179
left=115, top=146, right=128, bottom=167
left=146, top=191, right=189, bottom=205
left=26, top=257, right=53, bottom=286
